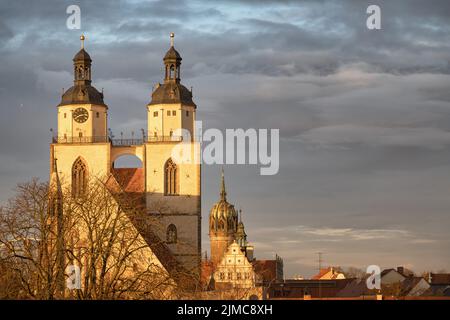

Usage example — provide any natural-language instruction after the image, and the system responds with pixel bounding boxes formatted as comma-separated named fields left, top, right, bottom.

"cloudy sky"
left=1, top=0, right=450, bottom=277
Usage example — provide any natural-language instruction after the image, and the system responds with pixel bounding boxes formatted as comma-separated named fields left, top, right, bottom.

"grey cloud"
left=1, top=0, right=450, bottom=277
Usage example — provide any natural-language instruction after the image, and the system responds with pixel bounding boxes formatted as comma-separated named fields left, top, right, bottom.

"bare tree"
left=0, top=176, right=198, bottom=299
left=343, top=267, right=366, bottom=279
left=0, top=178, right=71, bottom=299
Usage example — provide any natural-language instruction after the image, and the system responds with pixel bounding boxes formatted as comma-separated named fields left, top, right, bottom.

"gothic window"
left=164, top=158, right=178, bottom=195
left=72, top=157, right=87, bottom=197
left=166, top=224, right=177, bottom=244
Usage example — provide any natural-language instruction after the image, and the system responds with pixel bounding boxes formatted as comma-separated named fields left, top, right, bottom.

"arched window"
left=72, top=157, right=87, bottom=197
left=77, top=67, right=83, bottom=80
left=169, top=65, right=175, bottom=79
left=164, top=158, right=178, bottom=195
left=166, top=224, right=177, bottom=244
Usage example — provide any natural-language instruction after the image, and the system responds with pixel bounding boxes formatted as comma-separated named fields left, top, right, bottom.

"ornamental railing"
left=52, top=135, right=186, bottom=145
left=52, top=136, right=109, bottom=144
left=147, top=136, right=183, bottom=142
left=111, top=138, right=144, bottom=146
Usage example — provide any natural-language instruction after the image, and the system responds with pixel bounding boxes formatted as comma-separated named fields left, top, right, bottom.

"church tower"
left=145, top=33, right=201, bottom=275
left=50, top=35, right=110, bottom=191
left=209, top=170, right=238, bottom=265
left=50, top=34, right=201, bottom=280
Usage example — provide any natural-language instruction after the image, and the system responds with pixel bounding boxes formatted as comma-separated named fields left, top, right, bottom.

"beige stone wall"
left=52, top=143, right=111, bottom=184
left=147, top=103, right=196, bottom=138
left=57, top=104, right=107, bottom=138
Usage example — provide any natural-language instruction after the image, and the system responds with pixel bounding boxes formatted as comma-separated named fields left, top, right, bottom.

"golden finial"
left=80, top=34, right=85, bottom=49
left=170, top=32, right=175, bottom=47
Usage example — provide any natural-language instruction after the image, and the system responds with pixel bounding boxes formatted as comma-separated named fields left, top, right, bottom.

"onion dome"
left=59, top=35, right=105, bottom=107
left=209, top=169, right=238, bottom=234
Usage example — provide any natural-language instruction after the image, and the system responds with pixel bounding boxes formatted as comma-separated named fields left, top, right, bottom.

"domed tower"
left=209, top=169, right=238, bottom=265
left=51, top=35, right=110, bottom=198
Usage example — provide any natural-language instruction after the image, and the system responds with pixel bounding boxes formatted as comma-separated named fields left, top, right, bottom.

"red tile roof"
left=111, top=168, right=144, bottom=193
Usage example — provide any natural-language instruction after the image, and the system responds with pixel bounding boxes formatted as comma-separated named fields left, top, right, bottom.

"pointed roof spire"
left=220, top=167, right=227, bottom=201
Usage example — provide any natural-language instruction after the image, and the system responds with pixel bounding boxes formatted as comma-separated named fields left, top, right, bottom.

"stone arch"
left=110, top=146, right=145, bottom=166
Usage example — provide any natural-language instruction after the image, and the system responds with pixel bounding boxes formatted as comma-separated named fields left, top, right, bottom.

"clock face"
left=73, top=108, right=89, bottom=123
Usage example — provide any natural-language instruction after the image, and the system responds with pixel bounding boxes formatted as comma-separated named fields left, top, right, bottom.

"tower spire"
left=220, top=167, right=227, bottom=201
left=170, top=32, right=175, bottom=47
left=73, top=35, right=92, bottom=85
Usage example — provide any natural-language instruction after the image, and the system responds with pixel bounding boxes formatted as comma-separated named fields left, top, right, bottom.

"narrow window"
left=172, top=110, right=176, bottom=116
left=96, top=112, right=99, bottom=118
left=72, top=157, right=87, bottom=197
left=166, top=224, right=177, bottom=244
left=153, top=111, right=158, bottom=117
left=167, top=110, right=171, bottom=116
left=164, top=158, right=178, bottom=195
left=186, top=111, right=189, bottom=117
left=64, top=113, right=67, bottom=119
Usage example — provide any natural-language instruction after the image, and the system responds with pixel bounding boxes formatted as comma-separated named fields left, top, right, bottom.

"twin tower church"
left=50, top=34, right=282, bottom=288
